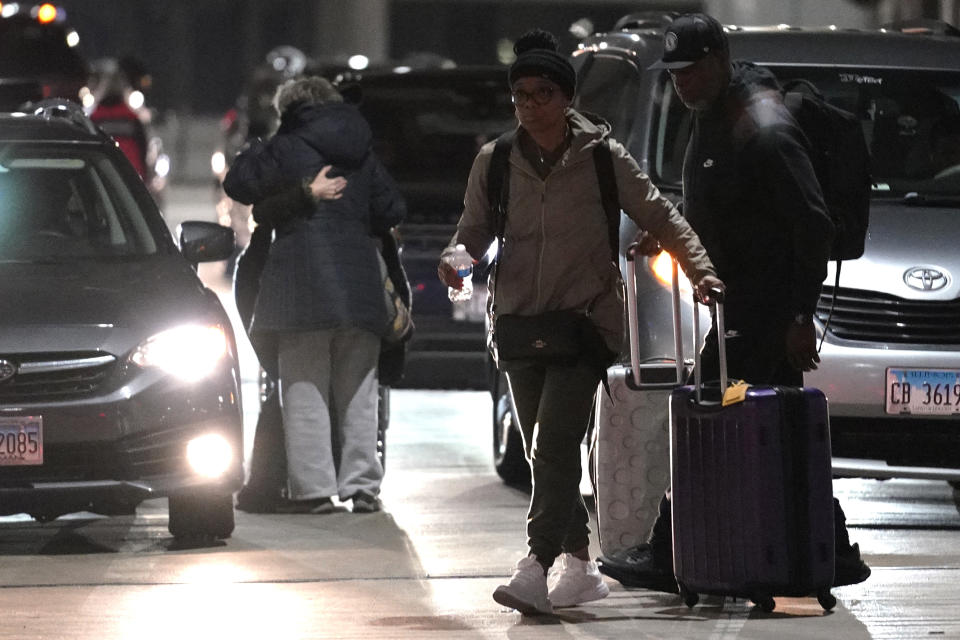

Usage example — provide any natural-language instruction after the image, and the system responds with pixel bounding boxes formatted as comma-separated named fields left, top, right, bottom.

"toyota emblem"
left=0, top=359, right=15, bottom=383
left=903, top=267, right=949, bottom=291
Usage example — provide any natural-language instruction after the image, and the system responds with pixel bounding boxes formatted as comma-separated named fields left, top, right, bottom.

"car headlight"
left=130, top=325, right=228, bottom=382
left=186, top=433, right=233, bottom=478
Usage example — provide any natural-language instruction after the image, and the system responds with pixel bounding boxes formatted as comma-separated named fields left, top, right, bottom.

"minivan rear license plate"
left=0, top=416, right=43, bottom=465
left=885, top=368, right=960, bottom=415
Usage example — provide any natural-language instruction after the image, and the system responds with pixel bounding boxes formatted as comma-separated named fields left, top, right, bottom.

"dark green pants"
left=506, top=359, right=599, bottom=567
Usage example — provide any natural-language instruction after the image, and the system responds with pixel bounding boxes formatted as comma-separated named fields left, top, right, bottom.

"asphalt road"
left=0, top=183, right=957, bottom=639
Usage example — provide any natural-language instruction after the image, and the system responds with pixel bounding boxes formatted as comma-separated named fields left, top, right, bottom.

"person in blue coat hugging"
left=224, top=76, right=405, bottom=514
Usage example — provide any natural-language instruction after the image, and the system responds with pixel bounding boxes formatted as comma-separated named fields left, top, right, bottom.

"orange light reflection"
left=37, top=3, right=57, bottom=23
left=649, top=250, right=693, bottom=295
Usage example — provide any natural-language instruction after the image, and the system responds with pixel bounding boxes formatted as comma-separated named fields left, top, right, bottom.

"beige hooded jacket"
left=448, top=109, right=716, bottom=354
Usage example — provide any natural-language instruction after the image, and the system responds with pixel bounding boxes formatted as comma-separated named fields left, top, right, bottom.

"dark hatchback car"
left=0, top=9, right=87, bottom=110
left=0, top=102, right=243, bottom=538
left=347, top=65, right=515, bottom=389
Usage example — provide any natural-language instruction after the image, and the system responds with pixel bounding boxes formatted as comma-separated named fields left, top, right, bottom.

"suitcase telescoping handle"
left=625, top=243, right=684, bottom=388
left=692, top=286, right=727, bottom=403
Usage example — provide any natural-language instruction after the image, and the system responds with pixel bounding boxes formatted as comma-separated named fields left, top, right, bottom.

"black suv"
left=347, top=65, right=515, bottom=389
left=0, top=101, right=243, bottom=537
left=493, top=14, right=960, bottom=485
left=0, top=10, right=87, bottom=110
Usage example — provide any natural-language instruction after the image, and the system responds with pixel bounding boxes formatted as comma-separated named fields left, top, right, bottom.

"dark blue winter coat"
left=223, top=101, right=405, bottom=337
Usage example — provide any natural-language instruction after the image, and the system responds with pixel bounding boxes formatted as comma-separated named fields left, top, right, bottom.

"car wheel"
left=492, top=371, right=530, bottom=486
left=168, top=489, right=235, bottom=540
left=378, top=384, right=389, bottom=471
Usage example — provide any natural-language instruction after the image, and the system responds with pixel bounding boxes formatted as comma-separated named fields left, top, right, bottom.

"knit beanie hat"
left=508, top=29, right=576, bottom=98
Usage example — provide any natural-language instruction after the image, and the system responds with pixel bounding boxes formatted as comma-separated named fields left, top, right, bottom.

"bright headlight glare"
left=186, top=433, right=232, bottom=478
left=210, top=151, right=226, bottom=176
left=127, top=90, right=145, bottom=110
left=649, top=250, right=693, bottom=296
left=154, top=153, right=170, bottom=178
left=131, top=325, right=228, bottom=381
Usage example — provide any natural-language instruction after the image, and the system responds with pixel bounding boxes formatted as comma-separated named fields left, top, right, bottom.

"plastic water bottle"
left=445, top=243, right=473, bottom=302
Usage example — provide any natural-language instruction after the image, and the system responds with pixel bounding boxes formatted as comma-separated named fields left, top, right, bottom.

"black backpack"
left=486, top=130, right=621, bottom=261
left=782, top=79, right=872, bottom=346
left=782, top=79, right=871, bottom=261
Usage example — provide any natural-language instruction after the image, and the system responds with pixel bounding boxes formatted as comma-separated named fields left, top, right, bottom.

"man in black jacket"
left=599, top=12, right=871, bottom=592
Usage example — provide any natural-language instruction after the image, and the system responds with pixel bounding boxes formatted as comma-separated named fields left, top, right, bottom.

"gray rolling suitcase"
left=594, top=247, right=688, bottom=556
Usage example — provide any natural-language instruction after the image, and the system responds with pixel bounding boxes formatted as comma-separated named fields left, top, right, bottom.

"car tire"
left=168, top=489, right=235, bottom=540
left=950, top=481, right=960, bottom=491
left=492, top=370, right=530, bottom=486
left=378, top=384, right=389, bottom=471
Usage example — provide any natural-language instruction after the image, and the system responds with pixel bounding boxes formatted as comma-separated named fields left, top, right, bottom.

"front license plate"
left=0, top=416, right=44, bottom=466
left=885, top=368, right=960, bottom=415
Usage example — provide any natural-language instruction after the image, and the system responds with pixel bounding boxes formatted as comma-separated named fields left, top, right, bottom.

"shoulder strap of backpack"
left=486, top=131, right=514, bottom=326
left=487, top=130, right=515, bottom=241
left=780, top=84, right=844, bottom=352
left=593, top=139, right=621, bottom=262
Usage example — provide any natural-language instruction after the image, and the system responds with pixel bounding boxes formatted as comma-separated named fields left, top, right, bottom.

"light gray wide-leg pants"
left=278, top=328, right=382, bottom=502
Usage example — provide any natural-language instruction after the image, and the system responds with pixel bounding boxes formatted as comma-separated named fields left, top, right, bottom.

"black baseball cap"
left=649, top=13, right=728, bottom=70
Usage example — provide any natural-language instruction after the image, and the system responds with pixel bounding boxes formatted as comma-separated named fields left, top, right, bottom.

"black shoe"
left=235, top=486, right=286, bottom=514
left=275, top=497, right=337, bottom=514
left=834, top=542, right=871, bottom=587
left=350, top=492, right=381, bottom=513
left=596, top=544, right=679, bottom=593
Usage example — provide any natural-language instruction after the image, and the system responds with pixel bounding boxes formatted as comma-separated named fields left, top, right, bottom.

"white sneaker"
left=548, top=554, right=610, bottom=608
left=492, top=555, right=553, bottom=615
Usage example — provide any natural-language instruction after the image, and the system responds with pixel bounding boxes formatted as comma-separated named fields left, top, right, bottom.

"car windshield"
left=0, top=146, right=160, bottom=262
left=651, top=65, right=960, bottom=198
left=358, top=75, right=516, bottom=224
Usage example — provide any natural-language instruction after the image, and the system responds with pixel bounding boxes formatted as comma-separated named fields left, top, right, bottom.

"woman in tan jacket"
left=438, top=29, right=723, bottom=615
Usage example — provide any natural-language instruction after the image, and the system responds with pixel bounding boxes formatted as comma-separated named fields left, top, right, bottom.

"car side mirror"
left=177, top=221, right=235, bottom=265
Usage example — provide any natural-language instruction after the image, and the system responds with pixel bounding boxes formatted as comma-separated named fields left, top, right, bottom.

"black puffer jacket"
left=223, top=102, right=405, bottom=336
left=682, top=62, right=834, bottom=330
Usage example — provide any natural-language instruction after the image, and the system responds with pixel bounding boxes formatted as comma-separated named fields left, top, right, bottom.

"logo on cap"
left=664, top=32, right=678, bottom=52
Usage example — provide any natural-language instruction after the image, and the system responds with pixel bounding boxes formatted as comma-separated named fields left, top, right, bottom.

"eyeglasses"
left=511, top=85, right=555, bottom=106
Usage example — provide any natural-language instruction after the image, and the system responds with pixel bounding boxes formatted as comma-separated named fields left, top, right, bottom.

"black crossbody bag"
left=494, top=309, right=588, bottom=364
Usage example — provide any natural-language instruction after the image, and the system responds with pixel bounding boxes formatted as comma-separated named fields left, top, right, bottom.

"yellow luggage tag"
left=722, top=380, right=751, bottom=407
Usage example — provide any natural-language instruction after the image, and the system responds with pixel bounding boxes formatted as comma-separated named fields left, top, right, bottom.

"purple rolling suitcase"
left=669, top=293, right=837, bottom=612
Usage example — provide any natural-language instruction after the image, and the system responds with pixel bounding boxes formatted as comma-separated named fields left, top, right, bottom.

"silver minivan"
left=493, top=14, right=960, bottom=486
